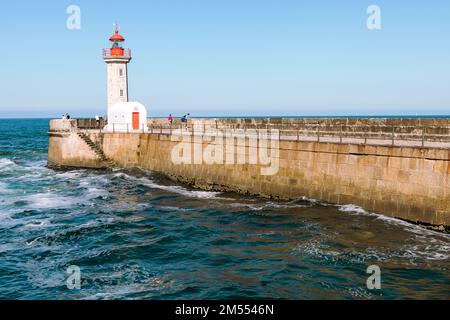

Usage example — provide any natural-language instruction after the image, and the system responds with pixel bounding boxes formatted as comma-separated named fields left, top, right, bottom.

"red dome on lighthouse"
left=109, top=25, right=125, bottom=42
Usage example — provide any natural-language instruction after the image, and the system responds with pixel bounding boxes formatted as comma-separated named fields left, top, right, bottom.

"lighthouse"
left=103, top=25, right=147, bottom=132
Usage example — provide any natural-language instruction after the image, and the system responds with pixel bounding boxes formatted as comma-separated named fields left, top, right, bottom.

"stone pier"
left=48, top=118, right=450, bottom=227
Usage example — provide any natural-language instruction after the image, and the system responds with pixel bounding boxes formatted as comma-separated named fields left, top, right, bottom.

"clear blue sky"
left=1, top=0, right=449, bottom=118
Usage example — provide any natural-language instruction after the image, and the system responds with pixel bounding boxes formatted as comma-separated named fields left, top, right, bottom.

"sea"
left=0, top=119, right=449, bottom=300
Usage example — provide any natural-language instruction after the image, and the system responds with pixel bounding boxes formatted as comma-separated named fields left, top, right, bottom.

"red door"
left=132, top=112, right=140, bottom=130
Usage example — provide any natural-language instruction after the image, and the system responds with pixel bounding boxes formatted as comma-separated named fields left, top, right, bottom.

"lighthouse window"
left=120, top=90, right=124, bottom=97
left=119, top=69, right=123, bottom=76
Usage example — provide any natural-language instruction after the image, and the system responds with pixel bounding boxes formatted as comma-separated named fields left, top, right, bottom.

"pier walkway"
left=72, top=119, right=450, bottom=150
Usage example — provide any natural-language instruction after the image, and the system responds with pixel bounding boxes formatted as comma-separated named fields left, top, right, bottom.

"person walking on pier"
left=168, top=114, right=173, bottom=125
left=181, top=115, right=187, bottom=130
left=185, top=113, right=191, bottom=130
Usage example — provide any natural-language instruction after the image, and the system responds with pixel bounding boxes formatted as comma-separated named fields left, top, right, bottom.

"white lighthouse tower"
left=103, top=25, right=147, bottom=132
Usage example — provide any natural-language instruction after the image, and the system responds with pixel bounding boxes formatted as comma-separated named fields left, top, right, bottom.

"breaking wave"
left=113, top=172, right=224, bottom=199
left=338, top=204, right=450, bottom=239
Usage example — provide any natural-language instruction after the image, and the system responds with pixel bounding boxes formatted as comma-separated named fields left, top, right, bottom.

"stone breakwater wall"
left=48, top=118, right=450, bottom=226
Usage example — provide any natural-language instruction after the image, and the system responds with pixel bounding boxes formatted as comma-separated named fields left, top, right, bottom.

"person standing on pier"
left=186, top=113, right=191, bottom=130
left=181, top=115, right=187, bottom=130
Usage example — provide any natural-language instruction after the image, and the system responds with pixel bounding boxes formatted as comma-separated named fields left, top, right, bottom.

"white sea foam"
left=229, top=203, right=265, bottom=211
left=0, top=214, right=55, bottom=232
left=23, top=219, right=51, bottom=229
left=294, top=236, right=449, bottom=265
left=81, top=273, right=175, bottom=300
left=25, top=193, right=76, bottom=209
left=337, top=204, right=450, bottom=261
left=348, top=288, right=373, bottom=299
left=148, top=182, right=222, bottom=199
left=294, top=239, right=341, bottom=262
left=114, top=172, right=223, bottom=199
left=159, top=206, right=192, bottom=213
left=85, top=187, right=110, bottom=199
left=79, top=176, right=111, bottom=190
left=11, top=181, right=110, bottom=212
left=23, top=159, right=48, bottom=169
left=398, top=245, right=450, bottom=261
left=338, top=204, right=450, bottom=239
left=0, top=158, right=16, bottom=169
left=228, top=197, right=315, bottom=212
left=338, top=204, right=372, bottom=216
left=298, top=196, right=318, bottom=204
left=55, top=170, right=86, bottom=179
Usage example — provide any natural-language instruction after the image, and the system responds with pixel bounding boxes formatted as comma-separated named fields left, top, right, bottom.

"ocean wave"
left=338, top=204, right=372, bottom=215
left=229, top=198, right=315, bottom=211
left=396, top=242, right=450, bottom=262
left=228, top=203, right=266, bottom=211
left=22, top=159, right=48, bottom=169
left=16, top=187, right=108, bottom=211
left=114, top=172, right=223, bottom=199
left=81, top=273, right=176, bottom=300
left=158, top=206, right=193, bottom=213
left=85, top=187, right=110, bottom=199
left=0, top=243, right=24, bottom=255
left=55, top=170, right=87, bottom=179
left=337, top=204, right=450, bottom=261
left=21, top=257, right=67, bottom=290
left=0, top=158, right=17, bottom=170
left=141, top=180, right=222, bottom=199
left=0, top=158, right=49, bottom=174
left=25, top=218, right=117, bottom=247
left=295, top=238, right=411, bottom=265
left=0, top=181, right=10, bottom=193
left=0, top=210, right=12, bottom=222
left=347, top=287, right=373, bottom=299
left=338, top=204, right=450, bottom=239
left=22, top=219, right=52, bottom=229
left=294, top=239, right=341, bottom=262
left=25, top=193, right=77, bottom=210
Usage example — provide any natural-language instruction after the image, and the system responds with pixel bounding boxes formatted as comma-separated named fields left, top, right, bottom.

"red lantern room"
left=103, top=25, right=131, bottom=59
left=110, top=25, right=125, bottom=56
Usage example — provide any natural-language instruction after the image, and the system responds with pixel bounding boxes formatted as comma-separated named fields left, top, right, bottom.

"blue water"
left=0, top=119, right=449, bottom=300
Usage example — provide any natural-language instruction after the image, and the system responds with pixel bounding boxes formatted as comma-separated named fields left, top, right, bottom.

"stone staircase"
left=77, top=132, right=115, bottom=167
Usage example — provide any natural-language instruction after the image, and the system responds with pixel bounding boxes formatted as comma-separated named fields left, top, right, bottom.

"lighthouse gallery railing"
left=102, top=48, right=132, bottom=59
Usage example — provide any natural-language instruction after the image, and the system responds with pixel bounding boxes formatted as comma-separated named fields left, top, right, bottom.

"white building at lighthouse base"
left=104, top=101, right=148, bottom=132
